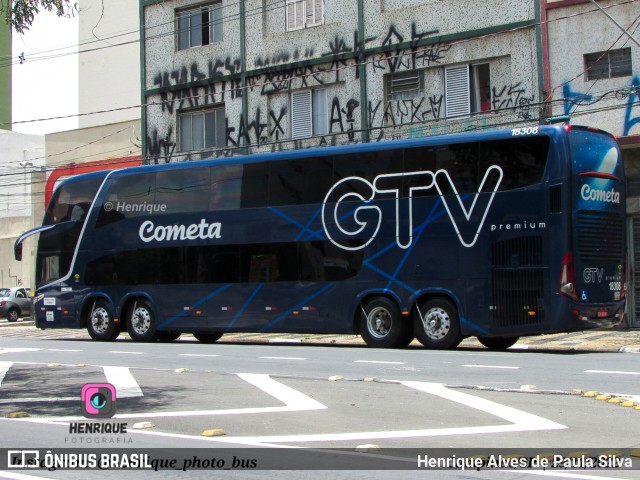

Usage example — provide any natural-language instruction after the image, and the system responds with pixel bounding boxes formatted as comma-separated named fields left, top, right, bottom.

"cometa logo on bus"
left=322, top=166, right=503, bottom=251
left=580, top=184, right=620, bottom=204
left=139, top=219, right=222, bottom=243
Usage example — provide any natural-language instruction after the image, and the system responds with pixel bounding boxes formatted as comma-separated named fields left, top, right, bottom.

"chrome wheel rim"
left=366, top=306, right=392, bottom=339
left=131, top=307, right=151, bottom=335
left=91, top=307, right=111, bottom=334
left=423, top=307, right=451, bottom=340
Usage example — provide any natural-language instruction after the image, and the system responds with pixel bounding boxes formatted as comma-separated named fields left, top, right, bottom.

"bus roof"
left=57, top=124, right=615, bottom=184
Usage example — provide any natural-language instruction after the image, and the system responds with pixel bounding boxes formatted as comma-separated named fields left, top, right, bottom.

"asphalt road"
left=0, top=333, right=639, bottom=480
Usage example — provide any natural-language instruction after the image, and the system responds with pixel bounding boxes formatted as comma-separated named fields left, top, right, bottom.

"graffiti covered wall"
left=547, top=2, right=640, bottom=138
left=143, top=0, right=541, bottom=164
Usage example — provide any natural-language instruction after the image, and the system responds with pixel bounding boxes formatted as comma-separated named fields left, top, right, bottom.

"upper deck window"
left=43, top=176, right=104, bottom=226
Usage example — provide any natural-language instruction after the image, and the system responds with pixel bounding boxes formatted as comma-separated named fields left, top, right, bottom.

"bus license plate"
left=596, top=309, right=608, bottom=318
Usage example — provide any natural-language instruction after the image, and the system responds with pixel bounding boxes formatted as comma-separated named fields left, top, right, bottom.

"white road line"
left=164, top=381, right=565, bottom=445
left=0, top=471, right=58, bottom=480
left=259, top=357, right=306, bottom=361
left=584, top=369, right=640, bottom=375
left=0, top=396, right=77, bottom=404
left=51, top=373, right=326, bottom=421
left=179, top=354, right=219, bottom=357
left=0, top=348, right=42, bottom=355
left=462, top=365, right=520, bottom=369
left=102, top=366, right=143, bottom=398
left=354, top=360, right=406, bottom=365
left=0, top=361, right=11, bottom=386
left=108, top=351, right=143, bottom=355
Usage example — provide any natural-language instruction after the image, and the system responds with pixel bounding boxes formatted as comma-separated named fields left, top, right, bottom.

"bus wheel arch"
left=357, top=295, right=413, bottom=348
left=83, top=297, right=120, bottom=342
left=413, top=295, right=462, bottom=350
left=125, top=297, right=158, bottom=342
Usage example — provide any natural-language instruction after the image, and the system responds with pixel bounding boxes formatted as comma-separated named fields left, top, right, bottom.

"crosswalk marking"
left=0, top=361, right=12, bottom=386
left=103, top=366, right=144, bottom=398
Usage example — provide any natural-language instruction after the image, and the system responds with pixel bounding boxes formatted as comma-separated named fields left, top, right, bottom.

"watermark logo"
left=103, top=201, right=167, bottom=213
left=81, top=383, right=117, bottom=418
left=7, top=450, right=39, bottom=469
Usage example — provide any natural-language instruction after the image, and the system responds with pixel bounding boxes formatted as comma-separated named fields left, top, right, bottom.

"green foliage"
left=1, top=0, right=77, bottom=34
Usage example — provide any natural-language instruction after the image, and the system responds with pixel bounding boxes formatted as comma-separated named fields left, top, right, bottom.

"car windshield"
left=0, top=289, right=9, bottom=297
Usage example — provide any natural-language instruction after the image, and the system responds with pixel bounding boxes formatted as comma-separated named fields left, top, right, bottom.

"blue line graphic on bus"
left=321, top=166, right=503, bottom=250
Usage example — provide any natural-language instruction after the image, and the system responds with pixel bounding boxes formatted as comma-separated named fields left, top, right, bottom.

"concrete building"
left=141, top=0, right=544, bottom=163
left=0, top=130, right=45, bottom=289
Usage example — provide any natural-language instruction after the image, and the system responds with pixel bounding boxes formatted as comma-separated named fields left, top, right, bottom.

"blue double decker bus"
left=16, top=124, right=626, bottom=349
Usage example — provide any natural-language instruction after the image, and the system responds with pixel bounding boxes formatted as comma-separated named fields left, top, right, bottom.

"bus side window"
left=156, top=167, right=210, bottom=214
left=96, top=173, right=156, bottom=227
left=436, top=142, right=479, bottom=195
left=210, top=165, right=242, bottom=211
left=241, top=163, right=268, bottom=209
left=404, top=147, right=438, bottom=197
left=269, top=160, right=306, bottom=206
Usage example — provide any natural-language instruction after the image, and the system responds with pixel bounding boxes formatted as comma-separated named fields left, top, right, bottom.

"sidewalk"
left=2, top=319, right=640, bottom=352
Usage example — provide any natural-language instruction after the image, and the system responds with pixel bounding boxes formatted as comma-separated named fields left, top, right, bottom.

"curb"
left=1, top=320, right=639, bottom=352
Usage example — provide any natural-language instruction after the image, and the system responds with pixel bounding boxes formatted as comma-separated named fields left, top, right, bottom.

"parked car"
left=0, top=287, right=32, bottom=322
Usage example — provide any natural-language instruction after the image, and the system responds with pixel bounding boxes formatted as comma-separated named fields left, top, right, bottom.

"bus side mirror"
left=14, top=241, right=23, bottom=261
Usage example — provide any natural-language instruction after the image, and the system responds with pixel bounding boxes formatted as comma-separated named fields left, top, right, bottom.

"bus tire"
left=414, top=298, right=462, bottom=350
left=86, top=300, right=119, bottom=342
left=156, top=331, right=181, bottom=342
left=127, top=299, right=157, bottom=342
left=359, top=297, right=412, bottom=348
left=193, top=332, right=223, bottom=344
left=477, top=336, right=519, bottom=351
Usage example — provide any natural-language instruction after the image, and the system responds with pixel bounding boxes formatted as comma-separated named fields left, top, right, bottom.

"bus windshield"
left=36, top=175, right=106, bottom=287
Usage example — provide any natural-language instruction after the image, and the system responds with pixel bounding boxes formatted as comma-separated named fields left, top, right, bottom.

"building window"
left=445, top=63, right=491, bottom=117
left=291, top=89, right=328, bottom=138
left=178, top=107, right=226, bottom=152
left=176, top=2, right=223, bottom=50
left=585, top=48, right=632, bottom=80
left=386, top=71, right=424, bottom=101
left=286, top=0, right=324, bottom=32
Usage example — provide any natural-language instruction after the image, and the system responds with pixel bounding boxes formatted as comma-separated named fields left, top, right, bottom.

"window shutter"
left=445, top=65, right=470, bottom=118
left=286, top=0, right=304, bottom=31
left=292, top=90, right=313, bottom=138
left=314, top=0, right=324, bottom=26
left=387, top=71, right=423, bottom=101
left=306, top=0, right=323, bottom=26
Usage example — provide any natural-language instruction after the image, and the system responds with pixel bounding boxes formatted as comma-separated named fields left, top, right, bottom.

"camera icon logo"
left=81, top=383, right=117, bottom=418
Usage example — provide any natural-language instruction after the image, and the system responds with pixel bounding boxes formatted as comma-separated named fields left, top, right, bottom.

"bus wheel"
left=156, top=331, right=181, bottom=342
left=477, top=336, right=519, bottom=351
left=414, top=298, right=462, bottom=350
left=87, top=300, right=119, bottom=341
left=193, top=332, right=223, bottom=344
left=360, top=297, right=411, bottom=348
left=127, top=300, right=157, bottom=342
